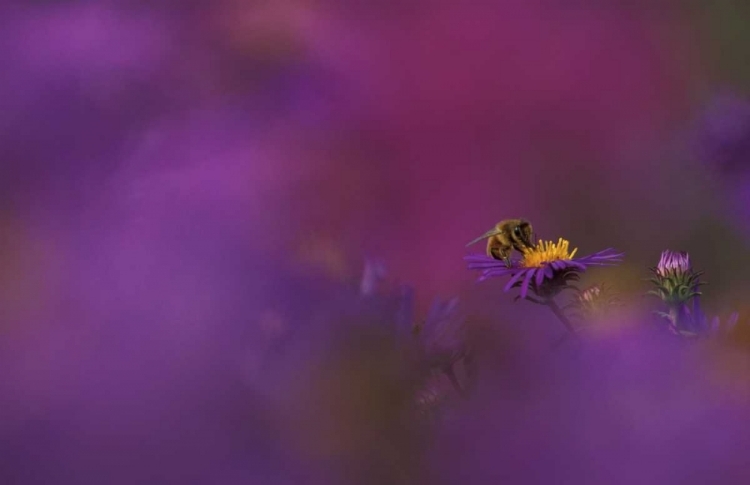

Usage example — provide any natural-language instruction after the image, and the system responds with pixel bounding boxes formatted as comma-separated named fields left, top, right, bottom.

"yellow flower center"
left=520, top=238, right=578, bottom=268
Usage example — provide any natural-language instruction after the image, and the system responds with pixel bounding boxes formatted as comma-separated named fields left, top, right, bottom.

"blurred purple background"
left=3, top=2, right=750, bottom=483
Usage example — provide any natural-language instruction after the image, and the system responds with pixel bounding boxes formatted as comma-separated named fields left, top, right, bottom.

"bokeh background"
left=3, top=1, right=750, bottom=483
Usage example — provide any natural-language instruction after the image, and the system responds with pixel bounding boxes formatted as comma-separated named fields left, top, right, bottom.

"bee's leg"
left=494, top=246, right=511, bottom=267
left=486, top=246, right=496, bottom=259
left=487, top=239, right=501, bottom=260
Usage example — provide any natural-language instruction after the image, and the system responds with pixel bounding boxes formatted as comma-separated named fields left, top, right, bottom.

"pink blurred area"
left=1, top=1, right=749, bottom=483
left=228, top=1, right=704, bottom=298
left=0, top=1, right=711, bottom=296
left=0, top=0, right=726, bottom=373
left=0, top=0, right=717, bottom=402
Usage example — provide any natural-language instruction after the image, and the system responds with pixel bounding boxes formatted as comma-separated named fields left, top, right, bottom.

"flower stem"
left=546, top=297, right=577, bottom=335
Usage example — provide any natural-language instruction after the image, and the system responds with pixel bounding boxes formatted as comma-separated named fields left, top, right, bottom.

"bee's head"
left=513, top=219, right=534, bottom=247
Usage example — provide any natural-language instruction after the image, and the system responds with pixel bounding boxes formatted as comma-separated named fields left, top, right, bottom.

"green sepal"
left=647, top=289, right=667, bottom=299
left=654, top=310, right=674, bottom=322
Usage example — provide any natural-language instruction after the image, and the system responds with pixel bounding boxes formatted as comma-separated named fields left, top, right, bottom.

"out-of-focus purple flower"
left=565, top=284, right=621, bottom=322
left=394, top=284, right=415, bottom=331
left=405, top=295, right=472, bottom=405
left=360, top=258, right=388, bottom=296
left=659, top=304, right=740, bottom=339
left=427, top=327, right=750, bottom=485
left=415, top=297, right=467, bottom=372
left=411, top=371, right=463, bottom=425
left=648, top=250, right=704, bottom=306
left=408, top=297, right=472, bottom=422
left=662, top=287, right=738, bottom=339
left=695, top=91, right=750, bottom=173
left=413, top=379, right=449, bottom=422
left=709, top=311, right=740, bottom=336
left=691, top=308, right=738, bottom=338
left=356, top=258, right=470, bottom=410
left=692, top=92, right=750, bottom=239
left=465, top=237, right=623, bottom=300
left=580, top=285, right=602, bottom=303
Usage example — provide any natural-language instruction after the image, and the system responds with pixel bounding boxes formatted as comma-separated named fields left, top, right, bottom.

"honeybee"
left=466, top=219, right=535, bottom=267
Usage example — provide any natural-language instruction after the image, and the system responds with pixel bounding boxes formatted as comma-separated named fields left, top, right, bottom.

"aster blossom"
left=413, top=297, right=468, bottom=372
left=647, top=250, right=704, bottom=306
left=659, top=304, right=740, bottom=338
left=397, top=292, right=469, bottom=370
left=655, top=295, right=739, bottom=338
left=565, top=284, right=621, bottom=322
left=360, top=258, right=388, bottom=296
left=358, top=260, right=472, bottom=405
left=648, top=250, right=739, bottom=337
left=465, top=238, right=623, bottom=300
left=410, top=296, right=474, bottom=402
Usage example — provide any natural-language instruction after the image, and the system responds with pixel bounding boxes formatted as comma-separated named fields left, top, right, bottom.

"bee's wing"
left=466, top=228, right=502, bottom=247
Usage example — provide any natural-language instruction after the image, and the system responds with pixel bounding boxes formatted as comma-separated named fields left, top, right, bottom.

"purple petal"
left=535, top=265, right=547, bottom=286
left=594, top=254, right=623, bottom=263
left=464, top=254, right=505, bottom=269
left=444, top=297, right=459, bottom=314
left=710, top=316, right=720, bottom=333
left=395, top=285, right=415, bottom=329
left=727, top=312, right=739, bottom=333
left=520, top=268, right=536, bottom=299
left=466, top=254, right=523, bottom=281
left=575, top=249, right=624, bottom=267
left=544, top=265, right=554, bottom=280
left=426, top=298, right=442, bottom=323
left=566, top=261, right=587, bottom=271
left=482, top=268, right=515, bottom=278
left=504, top=269, right=529, bottom=293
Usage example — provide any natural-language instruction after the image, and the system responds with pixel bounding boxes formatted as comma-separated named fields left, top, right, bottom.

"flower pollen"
left=521, top=238, right=578, bottom=268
